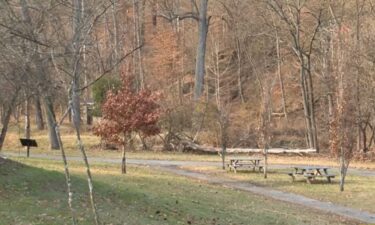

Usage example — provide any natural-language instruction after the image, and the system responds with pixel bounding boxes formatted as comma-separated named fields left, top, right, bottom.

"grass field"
left=182, top=166, right=375, bottom=214
left=0, top=157, right=357, bottom=225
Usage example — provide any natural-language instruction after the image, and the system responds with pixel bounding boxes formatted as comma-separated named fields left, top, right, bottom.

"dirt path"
left=2, top=152, right=375, bottom=223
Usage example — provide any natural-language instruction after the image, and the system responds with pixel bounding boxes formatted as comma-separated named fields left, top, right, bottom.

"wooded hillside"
left=1, top=0, right=375, bottom=158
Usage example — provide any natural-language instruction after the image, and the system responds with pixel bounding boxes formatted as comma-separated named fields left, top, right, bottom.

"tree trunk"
left=339, top=153, right=348, bottom=192
left=139, top=134, right=148, bottom=150
left=1, top=106, right=4, bottom=126
left=221, top=144, right=226, bottom=170
left=121, top=150, right=127, bottom=174
left=362, top=127, right=367, bottom=152
left=220, top=117, right=227, bottom=170
left=68, top=0, right=100, bottom=207
left=111, top=0, right=120, bottom=75
left=132, top=0, right=145, bottom=90
left=24, top=93, right=31, bottom=157
left=235, top=38, right=245, bottom=104
left=81, top=0, right=92, bottom=127
left=71, top=100, right=100, bottom=225
left=300, top=62, right=313, bottom=148
left=194, top=0, right=209, bottom=100
left=122, top=135, right=127, bottom=174
left=55, top=121, right=77, bottom=225
left=72, top=74, right=81, bottom=130
left=35, top=95, right=44, bottom=130
left=0, top=89, right=19, bottom=151
left=72, top=0, right=82, bottom=130
left=44, top=96, right=60, bottom=150
left=328, top=93, right=333, bottom=120
left=264, top=147, right=268, bottom=179
left=151, top=0, right=158, bottom=27
left=306, top=59, right=318, bottom=152
left=275, top=30, right=287, bottom=119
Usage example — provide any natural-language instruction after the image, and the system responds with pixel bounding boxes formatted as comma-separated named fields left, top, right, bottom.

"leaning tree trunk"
left=0, top=89, right=19, bottom=151
left=71, top=100, right=100, bottom=225
left=55, top=108, right=77, bottom=225
left=44, top=96, right=60, bottom=150
left=35, top=95, right=44, bottom=130
left=194, top=0, right=209, bottom=100
left=70, top=0, right=99, bottom=212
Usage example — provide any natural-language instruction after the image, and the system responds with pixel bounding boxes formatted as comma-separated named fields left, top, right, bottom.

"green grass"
left=0, top=158, right=356, bottom=225
left=184, top=166, right=375, bottom=214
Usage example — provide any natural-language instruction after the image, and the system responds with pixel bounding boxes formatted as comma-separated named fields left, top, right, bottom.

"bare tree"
left=158, top=0, right=210, bottom=100
left=329, top=2, right=356, bottom=191
left=266, top=0, right=323, bottom=151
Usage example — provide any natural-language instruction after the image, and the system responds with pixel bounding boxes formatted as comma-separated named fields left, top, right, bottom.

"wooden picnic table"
left=288, top=166, right=335, bottom=184
left=228, top=157, right=263, bottom=173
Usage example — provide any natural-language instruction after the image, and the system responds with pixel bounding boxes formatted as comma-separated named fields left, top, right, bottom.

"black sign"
left=19, top=139, right=38, bottom=147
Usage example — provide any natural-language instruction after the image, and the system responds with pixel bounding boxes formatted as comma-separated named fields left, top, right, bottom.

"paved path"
left=159, top=165, right=375, bottom=224
left=3, top=152, right=374, bottom=177
left=2, top=152, right=375, bottom=223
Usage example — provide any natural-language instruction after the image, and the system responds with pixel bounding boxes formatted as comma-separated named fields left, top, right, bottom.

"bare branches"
left=157, top=11, right=199, bottom=21
left=0, top=23, right=50, bottom=47
left=79, top=44, right=144, bottom=92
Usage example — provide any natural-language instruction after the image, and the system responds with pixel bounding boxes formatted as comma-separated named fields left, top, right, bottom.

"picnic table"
left=288, top=166, right=335, bottom=184
left=228, top=157, right=263, bottom=173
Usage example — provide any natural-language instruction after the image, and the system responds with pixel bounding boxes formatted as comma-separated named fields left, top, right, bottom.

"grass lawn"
left=182, top=166, right=375, bottom=214
left=2, top=124, right=221, bottom=162
left=0, top=157, right=357, bottom=225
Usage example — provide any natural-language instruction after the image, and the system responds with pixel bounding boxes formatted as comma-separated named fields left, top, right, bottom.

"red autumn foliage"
left=93, top=75, right=161, bottom=145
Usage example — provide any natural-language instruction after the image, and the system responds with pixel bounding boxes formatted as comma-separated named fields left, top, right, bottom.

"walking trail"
left=2, top=152, right=375, bottom=224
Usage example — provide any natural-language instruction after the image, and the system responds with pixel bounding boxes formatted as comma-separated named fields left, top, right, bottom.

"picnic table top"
left=229, top=157, right=263, bottom=161
left=293, top=166, right=330, bottom=170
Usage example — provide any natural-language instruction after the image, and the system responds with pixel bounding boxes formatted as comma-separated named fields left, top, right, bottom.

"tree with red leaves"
left=94, top=76, right=161, bottom=174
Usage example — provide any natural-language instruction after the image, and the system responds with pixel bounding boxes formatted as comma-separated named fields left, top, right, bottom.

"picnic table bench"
left=228, top=157, right=263, bottom=173
left=288, top=166, right=335, bottom=184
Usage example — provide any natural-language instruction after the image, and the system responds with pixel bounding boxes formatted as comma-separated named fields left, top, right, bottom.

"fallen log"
left=180, top=140, right=316, bottom=154
left=218, top=148, right=317, bottom=154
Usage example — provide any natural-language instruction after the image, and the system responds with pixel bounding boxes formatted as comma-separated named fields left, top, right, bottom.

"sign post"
left=19, top=139, right=38, bottom=157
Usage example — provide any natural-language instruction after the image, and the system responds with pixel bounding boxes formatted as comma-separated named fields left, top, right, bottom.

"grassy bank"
left=0, top=158, right=356, bottom=225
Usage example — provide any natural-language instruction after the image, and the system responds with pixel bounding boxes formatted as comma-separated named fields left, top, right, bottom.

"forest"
left=1, top=0, right=375, bottom=157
